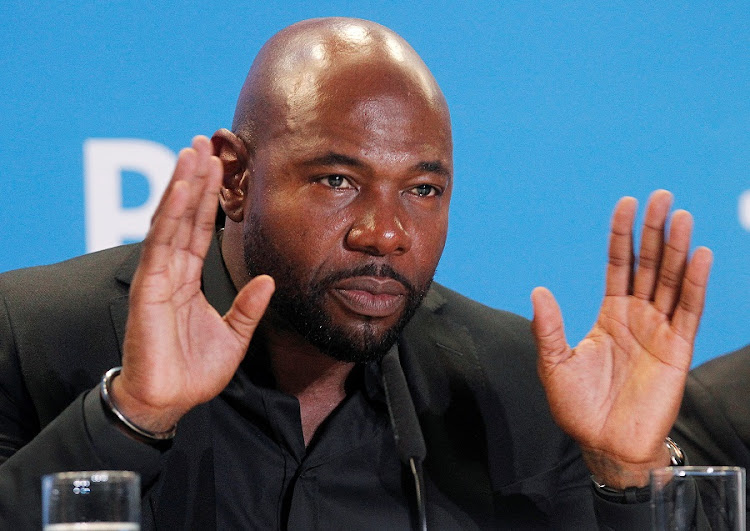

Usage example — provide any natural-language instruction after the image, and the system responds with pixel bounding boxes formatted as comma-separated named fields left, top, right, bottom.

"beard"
left=243, top=217, right=433, bottom=363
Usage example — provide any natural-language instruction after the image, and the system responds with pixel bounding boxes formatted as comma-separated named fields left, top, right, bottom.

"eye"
left=318, top=174, right=354, bottom=189
left=409, top=184, right=441, bottom=197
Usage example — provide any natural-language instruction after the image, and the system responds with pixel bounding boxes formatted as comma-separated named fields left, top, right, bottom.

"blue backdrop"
left=1, top=2, right=747, bottom=366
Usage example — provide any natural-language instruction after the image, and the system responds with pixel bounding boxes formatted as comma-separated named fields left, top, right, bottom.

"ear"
left=211, top=128, right=250, bottom=223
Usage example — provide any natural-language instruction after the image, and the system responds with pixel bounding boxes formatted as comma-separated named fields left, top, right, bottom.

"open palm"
left=113, top=136, right=274, bottom=433
left=533, top=191, right=712, bottom=487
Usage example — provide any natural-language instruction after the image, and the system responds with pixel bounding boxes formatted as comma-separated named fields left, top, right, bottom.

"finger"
left=605, top=197, right=637, bottom=297
left=189, top=155, right=223, bottom=258
left=162, top=137, right=221, bottom=288
left=192, top=135, right=214, bottom=178
left=171, top=136, right=215, bottom=254
left=179, top=142, right=223, bottom=281
left=671, top=246, right=713, bottom=342
left=137, top=147, right=199, bottom=280
left=632, top=190, right=672, bottom=300
left=128, top=183, right=190, bottom=307
left=531, top=287, right=571, bottom=374
left=150, top=143, right=201, bottom=224
left=224, top=275, right=275, bottom=346
left=653, top=210, right=692, bottom=315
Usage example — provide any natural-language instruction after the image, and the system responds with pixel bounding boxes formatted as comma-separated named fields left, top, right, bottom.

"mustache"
left=313, top=263, right=417, bottom=294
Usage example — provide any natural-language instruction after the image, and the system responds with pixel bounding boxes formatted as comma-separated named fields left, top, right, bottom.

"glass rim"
left=650, top=465, right=746, bottom=477
left=42, top=470, right=139, bottom=482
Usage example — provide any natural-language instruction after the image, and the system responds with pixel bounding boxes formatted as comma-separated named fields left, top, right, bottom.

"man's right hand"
left=111, top=135, right=274, bottom=435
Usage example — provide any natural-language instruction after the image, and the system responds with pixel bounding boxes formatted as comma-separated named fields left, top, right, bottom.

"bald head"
left=231, top=17, right=450, bottom=151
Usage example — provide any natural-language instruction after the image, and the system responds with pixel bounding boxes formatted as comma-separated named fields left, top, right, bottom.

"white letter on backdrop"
left=740, top=190, right=750, bottom=232
left=84, top=139, right=176, bottom=253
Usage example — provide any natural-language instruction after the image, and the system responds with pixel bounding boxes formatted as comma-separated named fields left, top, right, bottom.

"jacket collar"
left=113, top=235, right=233, bottom=310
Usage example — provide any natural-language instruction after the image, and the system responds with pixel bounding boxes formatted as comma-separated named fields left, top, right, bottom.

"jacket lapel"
left=399, top=288, right=499, bottom=519
left=110, top=245, right=141, bottom=353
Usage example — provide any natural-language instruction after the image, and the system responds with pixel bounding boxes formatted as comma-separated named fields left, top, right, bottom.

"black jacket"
left=0, top=238, right=651, bottom=529
left=672, top=344, right=750, bottom=468
left=671, top=343, right=750, bottom=516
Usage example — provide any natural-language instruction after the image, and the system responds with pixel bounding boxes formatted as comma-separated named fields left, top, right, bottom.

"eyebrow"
left=415, top=160, right=451, bottom=178
left=303, top=152, right=451, bottom=178
left=302, top=152, right=364, bottom=168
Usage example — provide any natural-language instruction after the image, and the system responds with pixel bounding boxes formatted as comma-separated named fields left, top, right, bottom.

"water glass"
left=651, top=466, right=746, bottom=530
left=42, top=470, right=140, bottom=530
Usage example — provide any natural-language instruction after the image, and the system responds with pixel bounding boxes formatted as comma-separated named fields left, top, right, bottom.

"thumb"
left=531, top=287, right=571, bottom=372
left=224, top=275, right=275, bottom=343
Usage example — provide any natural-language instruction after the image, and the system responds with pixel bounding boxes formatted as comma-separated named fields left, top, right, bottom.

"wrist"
left=101, top=367, right=178, bottom=442
left=591, top=480, right=651, bottom=504
left=588, top=437, right=685, bottom=490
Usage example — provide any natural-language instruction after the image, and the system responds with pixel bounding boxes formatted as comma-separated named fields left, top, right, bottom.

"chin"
left=313, top=320, right=400, bottom=364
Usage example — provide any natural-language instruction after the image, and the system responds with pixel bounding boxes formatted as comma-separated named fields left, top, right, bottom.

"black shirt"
left=212, top=350, right=415, bottom=529
left=197, top=237, right=488, bottom=529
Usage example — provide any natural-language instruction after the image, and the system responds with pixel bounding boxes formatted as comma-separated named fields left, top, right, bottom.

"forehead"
left=262, top=61, right=453, bottom=165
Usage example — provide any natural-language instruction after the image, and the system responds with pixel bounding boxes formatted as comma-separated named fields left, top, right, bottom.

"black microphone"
left=381, top=345, right=427, bottom=531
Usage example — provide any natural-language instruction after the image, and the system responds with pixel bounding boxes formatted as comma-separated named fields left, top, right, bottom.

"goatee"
left=243, top=217, right=431, bottom=363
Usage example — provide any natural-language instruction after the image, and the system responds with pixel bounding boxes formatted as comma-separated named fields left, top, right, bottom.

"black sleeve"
left=0, top=387, right=163, bottom=529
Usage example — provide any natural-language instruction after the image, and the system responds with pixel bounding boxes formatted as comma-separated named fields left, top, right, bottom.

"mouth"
left=329, top=276, right=407, bottom=318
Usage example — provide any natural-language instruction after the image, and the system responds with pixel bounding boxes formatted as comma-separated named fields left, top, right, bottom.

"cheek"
left=408, top=210, right=449, bottom=278
left=250, top=196, right=353, bottom=265
left=296, top=202, right=353, bottom=241
left=417, top=230, right=447, bottom=271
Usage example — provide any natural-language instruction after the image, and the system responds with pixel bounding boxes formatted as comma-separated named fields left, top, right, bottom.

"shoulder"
left=405, top=282, right=550, bottom=436
left=682, top=344, right=750, bottom=420
left=422, top=282, right=534, bottom=341
left=0, top=244, right=142, bottom=425
left=0, top=244, right=140, bottom=309
left=405, top=284, right=586, bottom=501
left=683, top=344, right=750, bottom=428
left=690, top=344, right=750, bottom=389
left=415, top=283, right=537, bottom=370
left=0, top=243, right=141, bottom=346
left=672, top=344, right=750, bottom=467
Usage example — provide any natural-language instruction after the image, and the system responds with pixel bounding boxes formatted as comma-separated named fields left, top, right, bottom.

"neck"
left=262, top=325, right=355, bottom=446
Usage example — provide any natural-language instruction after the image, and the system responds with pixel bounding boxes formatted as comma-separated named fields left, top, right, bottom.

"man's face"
left=242, top=67, right=452, bottom=362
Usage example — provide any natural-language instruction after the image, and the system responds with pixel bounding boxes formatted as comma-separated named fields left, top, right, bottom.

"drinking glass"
left=651, top=466, right=746, bottom=531
left=42, top=470, right=140, bottom=531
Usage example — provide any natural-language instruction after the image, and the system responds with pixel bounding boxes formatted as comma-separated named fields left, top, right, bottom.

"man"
left=0, top=18, right=712, bottom=529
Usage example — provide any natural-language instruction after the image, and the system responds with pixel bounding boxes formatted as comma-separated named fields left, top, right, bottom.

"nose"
left=345, top=195, right=412, bottom=256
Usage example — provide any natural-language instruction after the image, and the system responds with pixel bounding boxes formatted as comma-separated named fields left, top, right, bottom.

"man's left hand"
left=532, top=190, right=713, bottom=488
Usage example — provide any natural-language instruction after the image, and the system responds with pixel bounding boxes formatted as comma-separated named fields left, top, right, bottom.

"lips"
left=330, top=276, right=407, bottom=318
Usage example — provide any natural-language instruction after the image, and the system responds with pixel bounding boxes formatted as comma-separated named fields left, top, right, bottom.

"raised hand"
left=532, top=190, right=713, bottom=488
left=111, top=136, right=274, bottom=434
